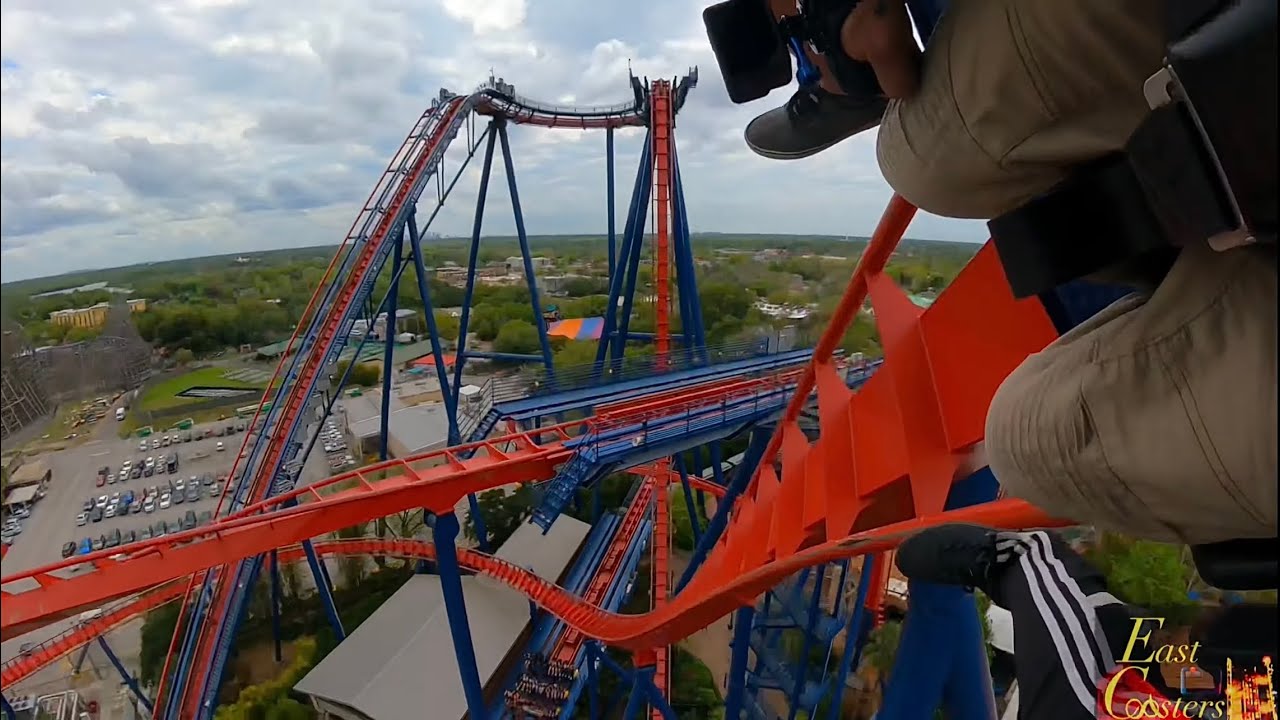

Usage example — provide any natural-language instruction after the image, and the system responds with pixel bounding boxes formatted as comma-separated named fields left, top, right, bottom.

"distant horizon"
left=2, top=232, right=982, bottom=287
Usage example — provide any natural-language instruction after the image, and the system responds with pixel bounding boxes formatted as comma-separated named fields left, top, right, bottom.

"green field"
left=139, top=367, right=267, bottom=412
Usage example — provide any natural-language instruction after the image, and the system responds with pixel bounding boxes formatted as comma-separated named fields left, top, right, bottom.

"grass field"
left=139, top=366, right=267, bottom=412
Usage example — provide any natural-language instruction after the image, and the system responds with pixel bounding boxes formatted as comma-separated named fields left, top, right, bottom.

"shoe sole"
left=745, top=121, right=881, bottom=161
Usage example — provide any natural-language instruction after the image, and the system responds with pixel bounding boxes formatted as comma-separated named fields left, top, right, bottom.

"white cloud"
left=0, top=0, right=986, bottom=282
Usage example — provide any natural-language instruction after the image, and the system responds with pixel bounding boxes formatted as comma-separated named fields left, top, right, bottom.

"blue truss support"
left=98, top=636, right=153, bottom=714
left=674, top=455, right=702, bottom=542
left=464, top=351, right=543, bottom=363
left=606, top=127, right=617, bottom=278
left=784, top=566, right=827, bottom=720
left=1, top=695, right=14, bottom=720
left=73, top=642, right=90, bottom=673
left=636, top=664, right=680, bottom=720
left=879, top=470, right=998, bottom=720
left=675, top=428, right=769, bottom=594
left=823, top=558, right=876, bottom=720
left=598, top=135, right=653, bottom=370
left=407, top=214, right=458, bottom=443
left=378, top=231, right=404, bottom=461
left=495, top=121, right=555, bottom=378
left=586, top=643, right=601, bottom=719
left=621, top=669, right=649, bottom=720
left=405, top=208, right=488, bottom=551
left=614, top=171, right=652, bottom=361
left=450, top=124, right=498, bottom=407
left=302, top=538, right=346, bottom=642
left=726, top=605, right=756, bottom=720
left=270, top=549, right=282, bottom=664
left=431, top=511, right=487, bottom=720
left=669, top=140, right=707, bottom=361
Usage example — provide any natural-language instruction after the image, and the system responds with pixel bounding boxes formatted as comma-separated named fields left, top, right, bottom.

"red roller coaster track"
left=3, top=197, right=1075, bottom=711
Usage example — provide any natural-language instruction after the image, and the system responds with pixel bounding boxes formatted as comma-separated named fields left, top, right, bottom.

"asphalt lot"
left=0, top=407, right=258, bottom=695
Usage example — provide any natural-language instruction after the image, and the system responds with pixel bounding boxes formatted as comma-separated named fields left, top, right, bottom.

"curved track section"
left=5, top=212, right=1072, bottom=648
left=152, top=75, right=696, bottom=718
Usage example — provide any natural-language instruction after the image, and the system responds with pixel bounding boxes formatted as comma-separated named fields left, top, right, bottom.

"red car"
left=95, top=475, right=106, bottom=487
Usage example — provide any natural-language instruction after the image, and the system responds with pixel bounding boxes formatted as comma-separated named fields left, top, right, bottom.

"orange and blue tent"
left=547, top=317, right=604, bottom=341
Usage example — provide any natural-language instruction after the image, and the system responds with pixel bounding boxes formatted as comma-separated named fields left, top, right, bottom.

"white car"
left=76, top=512, right=88, bottom=526
left=96, top=495, right=109, bottom=507
left=159, top=494, right=171, bottom=510
left=216, top=441, right=225, bottom=452
left=138, top=441, right=147, bottom=451
left=104, top=505, right=116, bottom=519
left=143, top=499, right=156, bottom=514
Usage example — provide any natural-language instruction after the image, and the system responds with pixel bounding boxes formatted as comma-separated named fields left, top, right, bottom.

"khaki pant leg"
left=877, top=0, right=1164, bottom=219
left=986, top=245, right=1278, bottom=546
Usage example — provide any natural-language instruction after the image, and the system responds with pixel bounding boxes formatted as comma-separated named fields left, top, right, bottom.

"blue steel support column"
left=73, top=643, right=90, bottom=673
left=606, top=127, right=617, bottom=278
left=674, top=455, right=702, bottom=542
left=98, top=636, right=154, bottom=714
left=878, top=469, right=999, bottom=720
left=495, top=122, right=554, bottom=376
left=597, top=137, right=652, bottom=370
left=407, top=214, right=458, bottom=441
left=406, top=210, right=488, bottom=551
left=450, top=125, right=498, bottom=404
left=587, top=642, right=601, bottom=719
left=270, top=549, right=283, bottom=664
left=1, top=695, right=15, bottom=720
left=431, top=512, right=488, bottom=720
left=785, top=567, right=827, bottom=720
left=675, top=429, right=769, bottom=594
left=726, top=605, right=756, bottom=720
left=669, top=145, right=707, bottom=360
left=823, top=559, right=875, bottom=720
left=613, top=179, right=651, bottom=359
left=302, top=538, right=346, bottom=642
left=378, top=230, right=404, bottom=460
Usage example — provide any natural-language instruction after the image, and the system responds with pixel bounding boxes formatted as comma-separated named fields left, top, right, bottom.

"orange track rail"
left=650, top=462, right=671, bottom=712
left=553, top=477, right=656, bottom=666
left=3, top=198, right=1075, bottom=700
left=167, top=97, right=472, bottom=718
left=652, top=80, right=672, bottom=363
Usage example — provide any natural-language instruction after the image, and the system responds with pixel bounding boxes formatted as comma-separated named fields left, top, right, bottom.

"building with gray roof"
left=293, top=516, right=591, bottom=720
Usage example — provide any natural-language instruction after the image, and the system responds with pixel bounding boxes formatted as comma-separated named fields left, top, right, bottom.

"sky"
left=0, top=0, right=989, bottom=283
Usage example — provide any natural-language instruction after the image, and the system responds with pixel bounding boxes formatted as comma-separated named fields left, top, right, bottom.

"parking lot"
left=0, top=399, right=364, bottom=693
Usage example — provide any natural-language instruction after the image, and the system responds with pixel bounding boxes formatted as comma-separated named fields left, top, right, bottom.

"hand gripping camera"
left=702, top=0, right=883, bottom=105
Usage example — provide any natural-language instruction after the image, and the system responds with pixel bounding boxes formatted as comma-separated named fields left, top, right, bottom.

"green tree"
left=464, top=485, right=535, bottom=547
left=173, top=348, right=196, bottom=366
left=265, top=698, right=314, bottom=720
left=493, top=320, right=541, bottom=356
left=433, top=311, right=460, bottom=342
left=139, top=602, right=183, bottom=686
left=1085, top=532, right=1197, bottom=622
left=554, top=340, right=599, bottom=369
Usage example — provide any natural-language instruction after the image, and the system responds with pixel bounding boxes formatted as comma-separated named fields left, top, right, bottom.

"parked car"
left=182, top=511, right=198, bottom=530
left=92, top=536, right=105, bottom=551
left=123, top=529, right=137, bottom=545
left=61, top=541, right=76, bottom=558
left=78, top=538, right=93, bottom=555
left=139, top=526, right=153, bottom=541
left=90, top=507, right=104, bottom=523
left=75, top=512, right=88, bottom=526
left=82, top=498, right=95, bottom=513
left=152, top=521, right=167, bottom=537
left=198, top=510, right=213, bottom=526
left=106, top=529, right=122, bottom=548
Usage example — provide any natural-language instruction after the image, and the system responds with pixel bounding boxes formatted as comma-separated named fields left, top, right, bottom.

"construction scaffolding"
left=1, top=319, right=51, bottom=443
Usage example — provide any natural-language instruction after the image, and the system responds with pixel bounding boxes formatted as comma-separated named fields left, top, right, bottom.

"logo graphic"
left=1097, top=617, right=1276, bottom=720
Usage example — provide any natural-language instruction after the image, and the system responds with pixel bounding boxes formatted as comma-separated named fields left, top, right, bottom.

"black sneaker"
left=896, top=524, right=1017, bottom=597
left=744, top=86, right=887, bottom=160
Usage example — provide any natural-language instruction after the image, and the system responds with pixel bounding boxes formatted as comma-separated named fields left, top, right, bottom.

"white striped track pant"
left=993, top=531, right=1187, bottom=720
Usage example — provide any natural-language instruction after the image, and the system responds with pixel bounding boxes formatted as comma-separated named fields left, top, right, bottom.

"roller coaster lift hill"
left=702, top=0, right=883, bottom=108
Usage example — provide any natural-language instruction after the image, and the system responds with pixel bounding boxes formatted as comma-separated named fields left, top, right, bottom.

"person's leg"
left=896, top=525, right=1150, bottom=720
left=744, top=0, right=895, bottom=160
left=986, top=243, right=1278, bottom=546
left=877, top=0, right=1164, bottom=218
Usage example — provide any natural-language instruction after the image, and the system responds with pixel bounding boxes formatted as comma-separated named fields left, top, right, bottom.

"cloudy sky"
left=0, top=0, right=988, bottom=283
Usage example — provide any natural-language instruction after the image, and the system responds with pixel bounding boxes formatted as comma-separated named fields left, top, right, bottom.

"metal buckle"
left=1144, top=65, right=1257, bottom=250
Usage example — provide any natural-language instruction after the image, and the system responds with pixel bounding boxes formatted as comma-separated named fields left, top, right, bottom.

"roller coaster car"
left=986, top=0, right=1277, bottom=593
